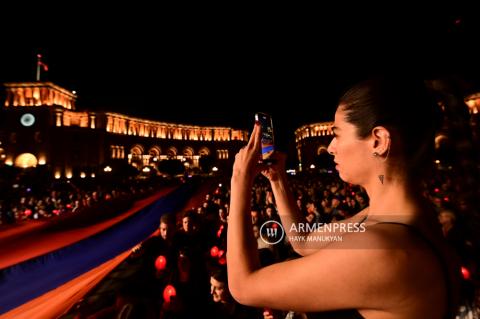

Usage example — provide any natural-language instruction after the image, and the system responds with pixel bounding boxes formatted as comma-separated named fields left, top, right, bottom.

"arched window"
left=14, top=153, right=38, bottom=168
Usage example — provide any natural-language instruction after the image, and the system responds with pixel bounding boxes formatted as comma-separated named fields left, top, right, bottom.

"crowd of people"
left=0, top=175, right=177, bottom=228
left=3, top=75, right=479, bottom=318
left=61, top=163, right=478, bottom=318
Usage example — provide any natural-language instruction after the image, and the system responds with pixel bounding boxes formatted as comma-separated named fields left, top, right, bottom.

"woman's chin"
left=338, top=172, right=351, bottom=184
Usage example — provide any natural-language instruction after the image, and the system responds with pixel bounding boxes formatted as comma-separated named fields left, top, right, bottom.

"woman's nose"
left=327, top=143, right=335, bottom=155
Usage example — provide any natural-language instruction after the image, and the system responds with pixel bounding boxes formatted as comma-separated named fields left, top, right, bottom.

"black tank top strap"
left=375, top=221, right=454, bottom=319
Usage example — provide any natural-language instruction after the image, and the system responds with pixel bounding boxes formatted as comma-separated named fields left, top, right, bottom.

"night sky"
left=1, top=7, right=480, bottom=151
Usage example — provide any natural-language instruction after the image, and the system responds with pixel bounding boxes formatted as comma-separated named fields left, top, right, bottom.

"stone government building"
left=294, top=122, right=335, bottom=172
left=0, top=82, right=248, bottom=179
left=1, top=81, right=479, bottom=179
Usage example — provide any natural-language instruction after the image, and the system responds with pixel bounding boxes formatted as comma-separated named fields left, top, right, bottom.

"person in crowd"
left=228, top=75, right=461, bottom=318
left=129, top=213, right=176, bottom=283
left=209, top=267, right=261, bottom=318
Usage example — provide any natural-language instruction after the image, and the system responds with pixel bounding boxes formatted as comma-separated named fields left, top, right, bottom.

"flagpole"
left=36, top=54, right=41, bottom=81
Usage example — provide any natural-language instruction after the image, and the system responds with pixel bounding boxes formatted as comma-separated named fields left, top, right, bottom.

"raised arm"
left=227, top=124, right=404, bottom=314
left=260, top=154, right=317, bottom=256
left=263, top=154, right=345, bottom=256
left=227, top=123, right=263, bottom=295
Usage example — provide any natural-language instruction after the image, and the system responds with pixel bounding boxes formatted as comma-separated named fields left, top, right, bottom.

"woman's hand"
left=232, top=123, right=263, bottom=184
left=261, top=152, right=287, bottom=183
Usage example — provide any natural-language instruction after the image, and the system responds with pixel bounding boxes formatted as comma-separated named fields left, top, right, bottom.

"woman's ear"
left=371, top=126, right=391, bottom=156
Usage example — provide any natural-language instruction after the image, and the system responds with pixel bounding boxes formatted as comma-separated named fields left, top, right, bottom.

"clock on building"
left=20, top=113, right=35, bottom=127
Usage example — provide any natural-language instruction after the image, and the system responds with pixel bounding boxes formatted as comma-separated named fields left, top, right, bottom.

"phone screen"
left=255, top=112, right=274, bottom=161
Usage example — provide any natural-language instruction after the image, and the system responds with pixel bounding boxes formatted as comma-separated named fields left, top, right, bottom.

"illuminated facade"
left=294, top=122, right=334, bottom=171
left=4, top=82, right=75, bottom=109
left=0, top=82, right=248, bottom=178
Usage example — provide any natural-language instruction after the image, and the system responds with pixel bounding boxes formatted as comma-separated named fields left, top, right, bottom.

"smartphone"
left=255, top=112, right=275, bottom=163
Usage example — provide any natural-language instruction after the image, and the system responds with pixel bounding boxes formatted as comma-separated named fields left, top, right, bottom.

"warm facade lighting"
left=4, top=82, right=76, bottom=109
left=38, top=155, right=46, bottom=165
left=14, top=153, right=38, bottom=168
left=56, top=113, right=63, bottom=127
left=63, top=111, right=89, bottom=127
left=295, top=122, right=334, bottom=142
left=103, top=112, right=247, bottom=142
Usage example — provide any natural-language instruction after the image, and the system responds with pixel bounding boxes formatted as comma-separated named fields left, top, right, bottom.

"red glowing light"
left=461, top=266, right=470, bottom=280
left=163, top=284, right=176, bottom=303
left=155, top=255, right=167, bottom=270
left=210, top=246, right=219, bottom=258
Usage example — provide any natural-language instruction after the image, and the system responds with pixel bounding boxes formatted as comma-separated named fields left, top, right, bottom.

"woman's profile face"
left=327, top=107, right=373, bottom=185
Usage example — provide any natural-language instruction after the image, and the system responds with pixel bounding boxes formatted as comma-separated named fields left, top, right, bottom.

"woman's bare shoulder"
left=343, top=221, right=452, bottom=315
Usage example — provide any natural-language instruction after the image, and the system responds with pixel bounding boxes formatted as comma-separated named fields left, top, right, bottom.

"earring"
left=373, top=152, right=384, bottom=184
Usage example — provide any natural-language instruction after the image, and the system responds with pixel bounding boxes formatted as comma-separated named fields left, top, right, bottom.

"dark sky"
left=1, top=7, right=480, bottom=151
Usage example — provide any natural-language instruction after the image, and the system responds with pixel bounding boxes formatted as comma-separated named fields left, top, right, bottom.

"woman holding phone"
left=227, top=76, right=460, bottom=318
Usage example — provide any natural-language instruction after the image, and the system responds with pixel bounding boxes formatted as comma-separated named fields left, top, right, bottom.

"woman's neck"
left=363, top=175, right=423, bottom=222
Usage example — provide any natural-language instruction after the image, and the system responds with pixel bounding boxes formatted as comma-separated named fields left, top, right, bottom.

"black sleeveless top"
left=306, top=309, right=365, bottom=318
left=306, top=221, right=453, bottom=319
